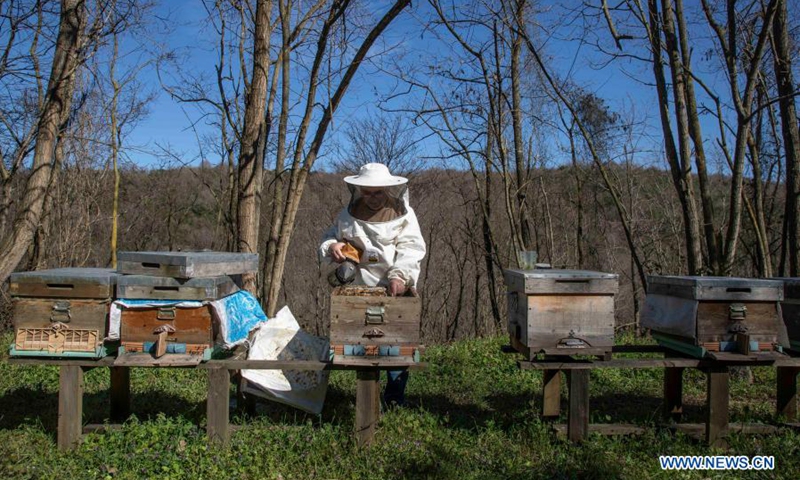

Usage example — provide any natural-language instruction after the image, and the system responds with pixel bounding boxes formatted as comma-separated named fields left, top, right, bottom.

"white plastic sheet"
left=241, top=306, right=330, bottom=415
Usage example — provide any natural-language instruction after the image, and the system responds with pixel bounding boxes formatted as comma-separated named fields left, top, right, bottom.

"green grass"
left=0, top=332, right=798, bottom=479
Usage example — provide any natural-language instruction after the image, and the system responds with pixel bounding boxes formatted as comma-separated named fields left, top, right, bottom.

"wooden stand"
left=355, top=370, right=381, bottom=446
left=8, top=357, right=422, bottom=450
left=517, top=346, right=800, bottom=446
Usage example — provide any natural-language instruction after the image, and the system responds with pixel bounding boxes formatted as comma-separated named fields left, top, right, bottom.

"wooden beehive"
left=329, top=286, right=422, bottom=360
left=9, top=268, right=118, bottom=358
left=116, top=275, right=235, bottom=359
left=642, top=275, right=785, bottom=357
left=119, top=305, right=214, bottom=357
left=117, top=274, right=240, bottom=301
left=504, top=269, right=619, bottom=359
left=116, top=251, right=258, bottom=278
left=775, top=277, right=800, bottom=352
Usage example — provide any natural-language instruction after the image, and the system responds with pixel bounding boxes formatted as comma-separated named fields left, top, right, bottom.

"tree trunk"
left=674, top=0, right=719, bottom=273
left=264, top=0, right=411, bottom=315
left=236, top=0, right=271, bottom=295
left=660, top=0, right=704, bottom=274
left=0, top=0, right=85, bottom=284
left=773, top=0, right=800, bottom=276
left=510, top=0, right=531, bottom=250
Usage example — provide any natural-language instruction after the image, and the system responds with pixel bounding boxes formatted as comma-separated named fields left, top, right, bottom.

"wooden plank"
left=355, top=369, right=380, bottom=446
left=329, top=295, right=421, bottom=345
left=13, top=298, right=109, bottom=332
left=58, top=366, right=84, bottom=451
left=116, top=275, right=239, bottom=301
left=612, top=344, right=668, bottom=353
left=525, top=295, right=615, bottom=352
left=664, top=353, right=684, bottom=423
left=696, top=302, right=781, bottom=343
left=113, top=353, right=203, bottom=367
left=542, top=369, right=561, bottom=418
left=670, top=423, right=777, bottom=439
left=110, top=366, right=130, bottom=422
left=117, top=251, right=258, bottom=278
left=553, top=424, right=646, bottom=437
left=7, top=356, right=116, bottom=367
left=120, top=306, right=213, bottom=345
left=207, top=367, right=230, bottom=444
left=777, top=366, right=799, bottom=421
left=10, top=268, right=117, bottom=298
left=519, top=359, right=703, bottom=370
left=705, top=366, right=730, bottom=448
left=503, top=269, right=618, bottom=295
left=567, top=369, right=589, bottom=443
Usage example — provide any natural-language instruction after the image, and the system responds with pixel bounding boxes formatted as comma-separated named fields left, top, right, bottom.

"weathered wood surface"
left=518, top=355, right=800, bottom=369
left=120, top=306, right=213, bottom=345
left=668, top=423, right=778, bottom=438
left=329, top=294, right=421, bottom=345
left=542, top=369, right=561, bottom=418
left=647, top=275, right=784, bottom=301
left=664, top=358, right=685, bottom=423
left=113, top=353, right=204, bottom=367
left=782, top=301, right=800, bottom=342
left=777, top=366, right=799, bottom=421
left=58, top=366, right=84, bottom=451
left=503, top=269, right=619, bottom=295
left=207, top=367, right=230, bottom=444
left=567, top=369, right=590, bottom=443
left=355, top=370, right=380, bottom=446
left=110, top=366, right=130, bottom=422
left=705, top=366, right=730, bottom=448
left=117, top=251, right=258, bottom=278
left=696, top=301, right=780, bottom=344
left=553, top=424, right=647, bottom=437
left=10, top=268, right=118, bottom=298
left=116, top=275, right=239, bottom=301
left=13, top=298, right=109, bottom=331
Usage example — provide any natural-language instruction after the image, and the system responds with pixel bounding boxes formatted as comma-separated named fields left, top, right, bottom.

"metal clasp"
left=50, top=301, right=71, bottom=323
left=157, top=307, right=176, bottom=320
left=365, top=306, right=385, bottom=325
left=729, top=303, right=747, bottom=321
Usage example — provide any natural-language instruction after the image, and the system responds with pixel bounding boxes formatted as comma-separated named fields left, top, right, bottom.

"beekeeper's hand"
left=329, top=242, right=348, bottom=263
left=389, top=278, right=407, bottom=297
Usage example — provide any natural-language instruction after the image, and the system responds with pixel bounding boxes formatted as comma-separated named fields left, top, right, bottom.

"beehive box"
left=329, top=286, right=422, bottom=360
left=116, top=251, right=258, bottom=278
left=504, top=269, right=618, bottom=359
left=117, top=274, right=240, bottom=301
left=775, top=277, right=800, bottom=351
left=643, top=275, right=785, bottom=357
left=118, top=304, right=214, bottom=358
left=115, top=276, right=237, bottom=360
left=9, top=268, right=118, bottom=358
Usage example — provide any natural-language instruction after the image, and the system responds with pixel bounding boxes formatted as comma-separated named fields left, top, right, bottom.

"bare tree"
left=0, top=0, right=86, bottom=283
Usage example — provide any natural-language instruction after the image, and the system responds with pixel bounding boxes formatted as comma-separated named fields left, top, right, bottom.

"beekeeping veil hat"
left=345, top=163, right=410, bottom=217
left=343, top=163, right=408, bottom=187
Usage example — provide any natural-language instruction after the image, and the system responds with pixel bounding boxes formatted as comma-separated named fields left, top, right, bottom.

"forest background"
left=0, top=0, right=798, bottom=344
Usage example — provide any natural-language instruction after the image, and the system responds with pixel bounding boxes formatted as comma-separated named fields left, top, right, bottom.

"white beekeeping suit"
left=319, top=163, right=426, bottom=289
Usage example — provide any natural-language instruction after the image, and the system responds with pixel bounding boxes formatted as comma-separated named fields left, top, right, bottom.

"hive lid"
left=647, top=275, right=783, bottom=301
left=9, top=268, right=119, bottom=298
left=772, top=277, right=800, bottom=300
left=116, top=274, right=240, bottom=301
left=504, top=269, right=619, bottom=295
left=505, top=269, right=618, bottom=280
left=116, top=251, right=258, bottom=278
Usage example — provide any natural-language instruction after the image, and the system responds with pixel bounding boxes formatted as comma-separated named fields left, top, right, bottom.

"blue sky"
left=120, top=0, right=737, bottom=174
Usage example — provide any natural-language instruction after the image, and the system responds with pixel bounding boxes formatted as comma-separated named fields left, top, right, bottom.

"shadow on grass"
left=0, top=386, right=206, bottom=437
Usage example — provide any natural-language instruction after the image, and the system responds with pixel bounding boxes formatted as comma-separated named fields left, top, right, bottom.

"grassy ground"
left=0, top=332, right=798, bottom=479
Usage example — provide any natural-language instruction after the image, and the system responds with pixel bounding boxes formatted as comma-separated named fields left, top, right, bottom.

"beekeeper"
left=320, top=162, right=426, bottom=405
